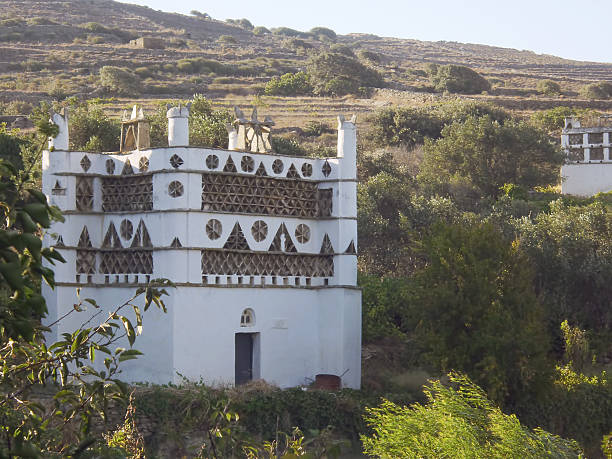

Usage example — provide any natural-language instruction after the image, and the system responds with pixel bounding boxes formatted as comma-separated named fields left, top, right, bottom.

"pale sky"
left=120, top=0, right=612, bottom=63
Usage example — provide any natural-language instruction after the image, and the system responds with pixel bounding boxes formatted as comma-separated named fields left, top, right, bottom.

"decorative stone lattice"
left=76, top=226, right=95, bottom=274
left=76, top=177, right=94, bottom=211
left=120, top=219, right=133, bottom=240
left=322, top=160, right=332, bottom=177
left=80, top=155, right=91, bottom=172
left=589, top=133, right=603, bottom=144
left=202, top=250, right=334, bottom=277
left=206, top=154, right=219, bottom=169
left=301, top=163, right=313, bottom=177
left=106, top=159, right=115, bottom=175
left=251, top=220, right=268, bottom=242
left=100, top=220, right=153, bottom=274
left=591, top=148, right=604, bottom=161
left=51, top=180, right=66, bottom=196
left=170, top=154, right=184, bottom=169
left=294, top=224, right=310, bottom=243
left=206, top=219, right=222, bottom=240
left=345, top=240, right=356, bottom=254
left=241, top=156, right=255, bottom=173
left=286, top=164, right=300, bottom=179
left=201, top=174, right=332, bottom=217
left=170, top=237, right=182, bottom=248
left=121, top=159, right=134, bottom=175
left=139, top=157, right=149, bottom=172
left=320, top=233, right=334, bottom=254
left=168, top=181, right=184, bottom=197
left=223, top=156, right=237, bottom=173
left=55, top=235, right=65, bottom=247
left=568, top=148, right=584, bottom=162
left=223, top=222, right=250, bottom=250
left=102, top=175, right=153, bottom=212
left=569, top=134, right=583, bottom=145
left=255, top=162, right=268, bottom=176
left=272, top=159, right=284, bottom=174
left=269, top=223, right=296, bottom=253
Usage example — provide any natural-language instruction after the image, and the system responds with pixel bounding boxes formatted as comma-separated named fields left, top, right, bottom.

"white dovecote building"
left=561, top=116, right=612, bottom=196
left=42, top=105, right=361, bottom=389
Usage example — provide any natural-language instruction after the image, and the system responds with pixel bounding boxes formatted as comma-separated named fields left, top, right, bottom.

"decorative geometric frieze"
left=170, top=237, right=182, bottom=248
left=121, top=159, right=134, bottom=175
left=206, top=219, right=222, bottom=240
left=206, top=154, right=219, bottom=169
left=201, top=174, right=332, bottom=218
left=106, top=159, right=115, bottom=175
left=301, top=163, right=313, bottom=177
left=322, top=160, right=332, bottom=177
left=55, top=234, right=65, bottom=247
left=568, top=134, right=583, bottom=145
left=251, top=220, right=268, bottom=242
left=75, top=177, right=94, bottom=211
left=168, top=181, right=184, bottom=197
left=201, top=250, right=334, bottom=277
left=269, top=223, right=296, bottom=253
left=272, top=159, right=284, bottom=174
left=102, top=222, right=122, bottom=248
left=100, top=250, right=153, bottom=274
left=170, top=154, right=184, bottom=169
left=345, top=240, right=356, bottom=254
left=120, top=219, right=133, bottom=240
left=224, top=222, right=250, bottom=250
left=80, top=155, right=91, bottom=172
left=320, top=233, right=334, bottom=254
left=255, top=162, right=268, bottom=177
left=101, top=175, right=153, bottom=212
left=295, top=224, right=310, bottom=243
left=241, top=156, right=255, bottom=173
left=223, top=156, right=237, bottom=173
left=286, top=164, right=300, bottom=179
left=139, top=157, right=149, bottom=172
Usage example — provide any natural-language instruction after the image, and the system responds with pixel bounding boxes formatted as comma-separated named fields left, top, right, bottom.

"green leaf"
left=120, top=316, right=136, bottom=346
left=23, top=203, right=51, bottom=227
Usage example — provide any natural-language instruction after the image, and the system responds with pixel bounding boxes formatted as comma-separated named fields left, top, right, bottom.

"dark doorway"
left=235, top=333, right=254, bottom=385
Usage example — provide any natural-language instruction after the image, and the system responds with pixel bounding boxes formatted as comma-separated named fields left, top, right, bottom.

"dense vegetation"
left=2, top=91, right=612, bottom=456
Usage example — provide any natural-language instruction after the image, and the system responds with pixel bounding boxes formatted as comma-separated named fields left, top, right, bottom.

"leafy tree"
left=429, top=64, right=491, bottom=94
left=537, top=79, right=562, bottom=96
left=307, top=52, right=384, bottom=96
left=529, top=106, right=578, bottom=134
left=514, top=200, right=612, bottom=353
left=580, top=81, right=612, bottom=99
left=218, top=35, right=238, bottom=45
left=67, top=100, right=120, bottom=152
left=99, top=66, right=140, bottom=96
left=367, top=100, right=510, bottom=149
left=362, top=372, right=582, bottom=458
left=189, top=94, right=233, bottom=148
left=419, top=115, right=564, bottom=197
left=271, top=27, right=308, bottom=38
left=0, top=123, right=171, bottom=456
left=0, top=123, right=27, bottom=170
left=253, top=26, right=270, bottom=36
left=410, top=223, right=552, bottom=404
left=264, top=72, right=312, bottom=96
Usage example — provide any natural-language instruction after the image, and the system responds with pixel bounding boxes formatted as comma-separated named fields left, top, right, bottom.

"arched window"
left=240, top=308, right=255, bottom=327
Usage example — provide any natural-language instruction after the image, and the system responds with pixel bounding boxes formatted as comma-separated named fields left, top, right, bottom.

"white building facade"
left=42, top=107, right=361, bottom=389
left=561, top=116, right=612, bottom=196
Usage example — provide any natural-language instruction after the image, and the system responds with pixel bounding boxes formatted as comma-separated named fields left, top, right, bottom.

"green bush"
left=580, top=81, right=612, bottom=99
left=64, top=100, right=121, bottom=152
left=357, top=49, right=383, bottom=63
left=362, top=373, right=582, bottom=458
left=429, top=64, right=491, bottom=94
left=307, top=52, right=384, bottom=96
left=537, top=79, right=562, bottom=96
left=270, top=136, right=307, bottom=156
left=264, top=72, right=312, bottom=96
left=282, top=38, right=313, bottom=51
left=225, top=18, right=254, bottom=30
left=99, top=66, right=140, bottom=96
left=329, top=44, right=356, bottom=57
left=309, top=27, right=337, bottom=40
left=271, top=27, right=308, bottom=38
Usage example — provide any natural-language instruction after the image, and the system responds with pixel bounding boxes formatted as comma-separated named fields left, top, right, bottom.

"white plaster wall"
left=45, top=284, right=361, bottom=388
left=561, top=164, right=612, bottom=196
